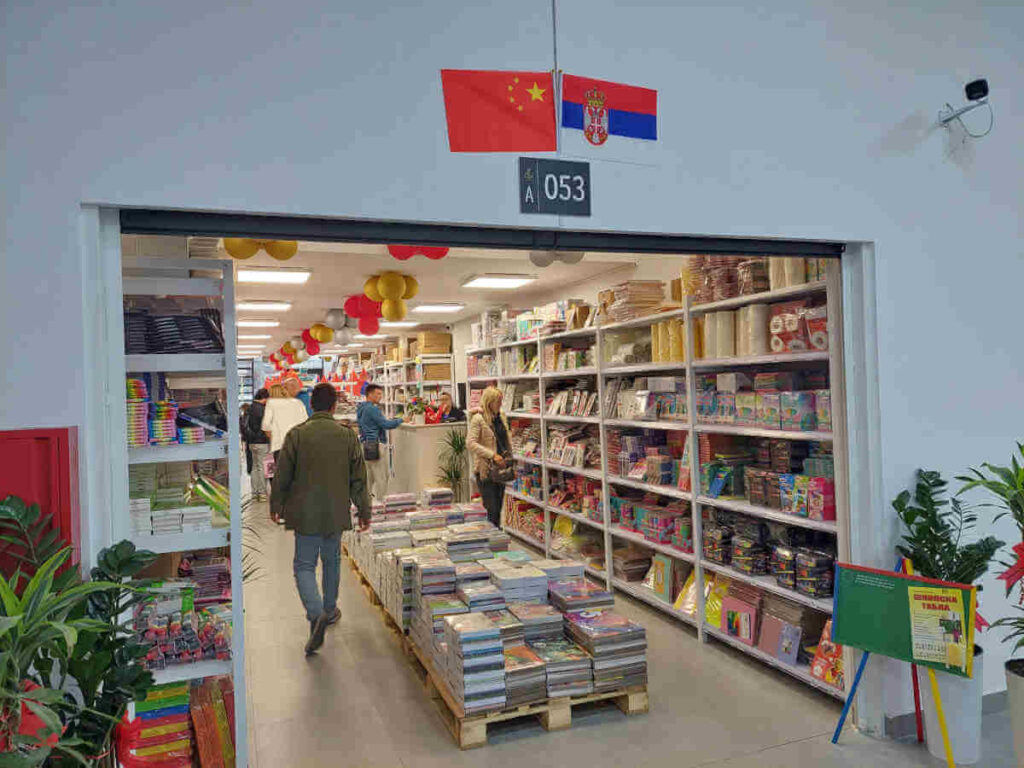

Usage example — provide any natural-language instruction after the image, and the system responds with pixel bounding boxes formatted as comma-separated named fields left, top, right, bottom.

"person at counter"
left=426, top=392, right=465, bottom=424
left=357, top=384, right=404, bottom=503
left=468, top=387, right=512, bottom=527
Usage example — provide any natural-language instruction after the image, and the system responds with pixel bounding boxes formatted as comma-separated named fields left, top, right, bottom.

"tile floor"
left=241, top=507, right=1015, bottom=767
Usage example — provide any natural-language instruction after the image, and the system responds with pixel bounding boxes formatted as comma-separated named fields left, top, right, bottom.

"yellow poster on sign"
left=907, top=586, right=970, bottom=675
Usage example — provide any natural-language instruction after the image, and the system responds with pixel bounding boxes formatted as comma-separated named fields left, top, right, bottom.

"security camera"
left=965, top=79, right=988, bottom=102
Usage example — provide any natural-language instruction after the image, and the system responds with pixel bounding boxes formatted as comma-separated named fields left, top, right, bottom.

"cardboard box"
left=421, top=362, right=451, bottom=381
left=417, top=332, right=451, bottom=354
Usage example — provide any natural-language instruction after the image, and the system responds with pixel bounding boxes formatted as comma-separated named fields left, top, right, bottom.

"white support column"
left=683, top=297, right=707, bottom=640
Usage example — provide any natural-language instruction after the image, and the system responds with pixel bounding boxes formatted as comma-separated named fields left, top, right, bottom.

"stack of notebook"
left=457, top=583, right=506, bottom=612
left=532, top=559, right=586, bottom=581
left=444, top=613, right=507, bottom=714
left=564, top=609, right=647, bottom=692
left=423, top=486, right=454, bottom=508
left=529, top=639, right=593, bottom=697
left=454, top=562, right=491, bottom=587
left=457, top=502, right=489, bottom=523
left=490, top=564, right=549, bottom=603
left=440, top=525, right=493, bottom=563
left=412, top=557, right=456, bottom=595
left=508, top=603, right=564, bottom=642
left=407, top=510, right=446, bottom=529
left=504, top=645, right=548, bottom=706
left=384, top=493, right=418, bottom=516
left=483, top=609, right=525, bottom=646
left=548, top=578, right=615, bottom=612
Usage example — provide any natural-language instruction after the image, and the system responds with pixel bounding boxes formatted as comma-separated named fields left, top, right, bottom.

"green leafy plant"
left=893, top=469, right=1003, bottom=585
left=240, top=495, right=264, bottom=582
left=0, top=547, right=120, bottom=766
left=0, top=496, right=75, bottom=592
left=436, top=428, right=469, bottom=503
left=957, top=442, right=1024, bottom=537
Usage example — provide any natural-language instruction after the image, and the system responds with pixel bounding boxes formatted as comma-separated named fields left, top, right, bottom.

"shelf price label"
left=519, top=157, right=591, bottom=216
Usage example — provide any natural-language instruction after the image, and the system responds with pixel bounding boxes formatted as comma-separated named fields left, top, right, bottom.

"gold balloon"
left=377, top=271, right=406, bottom=301
left=381, top=298, right=407, bottom=322
left=293, top=349, right=309, bottom=363
left=401, top=275, right=419, bottom=300
left=282, top=342, right=295, bottom=355
left=311, top=323, right=334, bottom=343
left=363, top=275, right=383, bottom=302
left=263, top=240, right=298, bottom=261
left=224, top=238, right=259, bottom=260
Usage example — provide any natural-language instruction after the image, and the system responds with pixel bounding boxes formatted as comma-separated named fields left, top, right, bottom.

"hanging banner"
left=832, top=564, right=977, bottom=678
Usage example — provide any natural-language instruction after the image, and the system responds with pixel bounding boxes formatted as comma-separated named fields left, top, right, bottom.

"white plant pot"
left=921, top=645, right=984, bottom=764
left=1006, top=660, right=1024, bottom=765
left=412, top=413, right=425, bottom=426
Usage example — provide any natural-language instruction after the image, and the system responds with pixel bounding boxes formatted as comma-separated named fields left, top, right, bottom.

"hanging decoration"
left=223, top=238, right=299, bottom=261
left=361, top=272, right=417, bottom=325
left=310, top=323, right=334, bottom=343
left=334, top=328, right=353, bottom=345
left=289, top=335, right=305, bottom=352
left=305, top=339, right=321, bottom=356
left=386, top=244, right=449, bottom=261
left=324, top=308, right=347, bottom=330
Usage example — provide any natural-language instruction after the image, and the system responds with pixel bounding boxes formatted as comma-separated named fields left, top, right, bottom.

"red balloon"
left=343, top=295, right=362, bottom=317
left=422, top=246, right=449, bottom=260
left=301, top=328, right=315, bottom=345
left=387, top=245, right=415, bottom=260
left=306, top=339, right=320, bottom=356
left=358, top=315, right=380, bottom=335
left=358, top=295, right=381, bottom=318
left=283, top=353, right=295, bottom=365
left=387, top=244, right=449, bottom=261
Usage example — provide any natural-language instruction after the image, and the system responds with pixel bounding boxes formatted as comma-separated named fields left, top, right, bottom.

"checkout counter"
left=387, top=421, right=467, bottom=494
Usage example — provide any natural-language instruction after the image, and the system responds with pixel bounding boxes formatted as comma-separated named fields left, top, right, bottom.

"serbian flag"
left=441, top=70, right=557, bottom=152
left=561, top=74, right=657, bottom=146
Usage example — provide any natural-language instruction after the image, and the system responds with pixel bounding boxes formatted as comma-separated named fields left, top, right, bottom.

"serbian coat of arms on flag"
left=561, top=74, right=657, bottom=146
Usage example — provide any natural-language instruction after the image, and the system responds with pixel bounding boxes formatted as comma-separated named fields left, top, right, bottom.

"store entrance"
left=105, top=211, right=875, bottom=766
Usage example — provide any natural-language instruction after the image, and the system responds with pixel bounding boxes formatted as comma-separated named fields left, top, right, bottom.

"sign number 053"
left=519, top=157, right=591, bottom=216
left=544, top=173, right=586, bottom=202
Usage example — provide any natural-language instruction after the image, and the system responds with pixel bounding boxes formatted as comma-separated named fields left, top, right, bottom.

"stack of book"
left=408, top=510, right=446, bottom=529
left=412, top=557, right=456, bottom=595
left=529, top=639, right=593, bottom=697
left=504, top=645, right=548, bottom=706
left=385, top=493, right=418, bottom=516
left=440, top=524, right=493, bottom=563
left=548, top=579, right=615, bottom=612
left=508, top=603, right=563, bottom=642
left=371, top=530, right=413, bottom=552
left=410, top=529, right=443, bottom=547
left=371, top=518, right=410, bottom=533
left=445, top=507, right=465, bottom=525
left=565, top=609, right=648, bottom=692
left=602, top=280, right=665, bottom=323
left=612, top=545, right=653, bottom=582
left=488, top=529, right=511, bottom=552
left=533, top=559, right=586, bottom=581
left=455, top=562, right=490, bottom=587
left=412, top=593, right=467, bottom=652
left=457, top=502, right=489, bottom=523
left=484, top=609, right=525, bottom=646
left=493, top=550, right=535, bottom=565
left=423, top=487, right=454, bottom=508
left=457, top=583, right=506, bottom=612
left=490, top=564, right=549, bottom=603
left=444, top=613, right=506, bottom=715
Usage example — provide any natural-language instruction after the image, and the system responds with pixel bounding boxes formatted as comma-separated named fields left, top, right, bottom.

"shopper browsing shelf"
left=263, top=383, right=309, bottom=523
left=357, top=384, right=404, bottom=503
left=468, top=387, right=512, bottom=527
left=274, top=383, right=371, bottom=655
left=245, top=388, right=271, bottom=501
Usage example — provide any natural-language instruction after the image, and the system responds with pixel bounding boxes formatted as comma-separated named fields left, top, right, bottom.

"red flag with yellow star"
left=440, top=69, right=556, bottom=152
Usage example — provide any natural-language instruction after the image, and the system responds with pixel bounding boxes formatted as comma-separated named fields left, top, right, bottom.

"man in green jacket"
left=274, top=382, right=371, bottom=655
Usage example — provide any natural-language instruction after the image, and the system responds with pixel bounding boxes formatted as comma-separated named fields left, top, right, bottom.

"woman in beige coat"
left=467, top=387, right=511, bottom=527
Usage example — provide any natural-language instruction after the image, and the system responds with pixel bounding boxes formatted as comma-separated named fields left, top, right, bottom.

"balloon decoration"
left=289, top=335, right=305, bottom=351
left=324, top=308, right=347, bottom=330
left=358, top=315, right=380, bottom=336
left=334, top=328, right=353, bottom=345
left=387, top=244, right=449, bottom=261
left=381, top=299, right=407, bottom=322
left=363, top=276, right=383, bottom=302
left=529, top=250, right=585, bottom=267
left=305, top=339, right=320, bottom=356
left=310, top=324, right=334, bottom=343
left=402, top=275, right=419, bottom=300
left=282, top=341, right=295, bottom=356
left=223, top=238, right=299, bottom=261
left=359, top=272, right=417, bottom=325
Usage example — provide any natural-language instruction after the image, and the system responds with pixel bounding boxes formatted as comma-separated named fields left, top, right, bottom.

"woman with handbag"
left=262, top=383, right=309, bottom=523
left=468, top=387, right=513, bottom=527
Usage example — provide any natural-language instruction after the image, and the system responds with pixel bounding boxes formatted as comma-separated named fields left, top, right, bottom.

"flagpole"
left=551, top=0, right=560, bottom=157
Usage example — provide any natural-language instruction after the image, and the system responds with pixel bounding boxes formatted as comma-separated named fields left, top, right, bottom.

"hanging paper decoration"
left=362, top=272, right=419, bottom=323
left=223, top=238, right=300, bottom=261
left=334, top=328, right=353, bottom=345
left=294, top=349, right=309, bottom=363
left=357, top=295, right=382, bottom=318
left=301, top=328, right=315, bottom=346
left=387, top=244, right=449, bottom=261
left=377, top=272, right=406, bottom=300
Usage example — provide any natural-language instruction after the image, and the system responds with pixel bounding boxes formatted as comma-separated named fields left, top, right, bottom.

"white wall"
left=2, top=0, right=1023, bottom=712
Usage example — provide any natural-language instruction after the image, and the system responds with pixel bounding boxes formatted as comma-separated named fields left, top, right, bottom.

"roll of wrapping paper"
left=735, top=307, right=750, bottom=358
left=668, top=319, right=684, bottom=361
left=783, top=257, right=806, bottom=286
left=714, top=311, right=736, bottom=358
left=701, top=314, right=718, bottom=360
left=769, top=258, right=787, bottom=291
left=746, top=303, right=770, bottom=355
left=651, top=322, right=662, bottom=361
left=658, top=322, right=671, bottom=363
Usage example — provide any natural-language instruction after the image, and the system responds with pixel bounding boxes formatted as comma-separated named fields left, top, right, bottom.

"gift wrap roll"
left=783, top=257, right=807, bottom=287
left=669, top=319, right=685, bottom=361
left=746, top=303, right=770, bottom=356
left=714, top=311, right=736, bottom=358
left=702, top=314, right=718, bottom=359
left=651, top=324, right=662, bottom=362
left=735, top=307, right=750, bottom=358
left=658, top=322, right=671, bottom=363
left=769, top=258, right=788, bottom=291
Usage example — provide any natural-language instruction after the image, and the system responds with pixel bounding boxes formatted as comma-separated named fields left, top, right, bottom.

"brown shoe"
left=305, top=614, right=329, bottom=655
left=326, top=608, right=341, bottom=626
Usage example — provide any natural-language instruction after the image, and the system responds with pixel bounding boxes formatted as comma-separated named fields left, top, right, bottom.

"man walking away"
left=356, top=384, right=404, bottom=504
left=274, top=383, right=371, bottom=655
left=246, top=388, right=271, bottom=501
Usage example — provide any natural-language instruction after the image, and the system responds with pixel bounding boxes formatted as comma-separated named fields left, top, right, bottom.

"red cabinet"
left=0, top=427, right=80, bottom=571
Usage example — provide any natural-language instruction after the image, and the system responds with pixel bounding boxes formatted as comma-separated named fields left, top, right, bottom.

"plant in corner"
left=436, top=427, right=469, bottom=503
left=893, top=468, right=1003, bottom=764
left=957, top=442, right=1024, bottom=763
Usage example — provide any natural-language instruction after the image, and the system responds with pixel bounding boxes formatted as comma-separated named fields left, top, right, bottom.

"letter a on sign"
left=524, top=186, right=535, bottom=204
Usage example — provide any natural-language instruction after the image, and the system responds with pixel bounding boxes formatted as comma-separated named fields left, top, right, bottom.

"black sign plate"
left=519, top=157, right=591, bottom=216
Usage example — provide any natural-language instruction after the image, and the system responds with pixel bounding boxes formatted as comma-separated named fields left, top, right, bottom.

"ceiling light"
left=238, top=334, right=272, bottom=339
left=236, top=301, right=292, bottom=312
left=354, top=334, right=388, bottom=340
left=236, top=268, right=311, bottom=284
left=412, top=303, right=465, bottom=314
left=380, top=321, right=420, bottom=329
left=237, top=345, right=265, bottom=350
left=462, top=274, right=536, bottom=289
left=237, top=320, right=280, bottom=328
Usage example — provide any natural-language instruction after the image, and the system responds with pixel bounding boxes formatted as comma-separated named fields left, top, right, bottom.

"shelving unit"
left=495, top=270, right=847, bottom=700
left=110, top=257, right=248, bottom=763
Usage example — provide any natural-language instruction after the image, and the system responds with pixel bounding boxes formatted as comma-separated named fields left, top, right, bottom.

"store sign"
left=519, top=157, right=591, bottom=216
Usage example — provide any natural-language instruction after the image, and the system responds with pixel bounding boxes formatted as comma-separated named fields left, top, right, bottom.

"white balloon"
left=529, top=250, right=556, bottom=267
left=334, top=328, right=353, bottom=344
left=345, top=314, right=359, bottom=329
left=293, top=349, right=309, bottom=362
left=325, top=308, right=347, bottom=330
left=558, top=251, right=585, bottom=264
left=290, top=335, right=305, bottom=351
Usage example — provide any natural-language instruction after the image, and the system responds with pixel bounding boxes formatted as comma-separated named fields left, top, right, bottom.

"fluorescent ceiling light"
left=237, top=268, right=311, bottom=284
left=354, top=334, right=388, bottom=340
left=462, top=274, right=536, bottom=289
left=236, top=301, right=292, bottom=312
left=412, top=303, right=465, bottom=314
left=380, top=321, right=420, bottom=328
left=238, top=334, right=272, bottom=339
left=237, top=345, right=265, bottom=350
left=237, top=320, right=280, bottom=328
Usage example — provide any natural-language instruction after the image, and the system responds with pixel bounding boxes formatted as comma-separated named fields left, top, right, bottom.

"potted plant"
left=958, top=443, right=1024, bottom=764
left=894, top=469, right=1003, bottom=764
left=406, top=398, right=426, bottom=426
left=436, top=427, right=469, bottom=502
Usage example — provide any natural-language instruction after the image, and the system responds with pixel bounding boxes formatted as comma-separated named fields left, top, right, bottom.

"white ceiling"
left=227, top=240, right=637, bottom=353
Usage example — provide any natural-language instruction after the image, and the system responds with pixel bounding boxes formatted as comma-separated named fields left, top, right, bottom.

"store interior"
left=112, top=235, right=1015, bottom=767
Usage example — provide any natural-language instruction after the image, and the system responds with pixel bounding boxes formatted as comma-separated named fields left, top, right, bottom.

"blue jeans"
left=293, top=533, right=341, bottom=623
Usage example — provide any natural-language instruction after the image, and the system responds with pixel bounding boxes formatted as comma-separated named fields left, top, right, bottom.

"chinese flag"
left=441, top=69, right=556, bottom=152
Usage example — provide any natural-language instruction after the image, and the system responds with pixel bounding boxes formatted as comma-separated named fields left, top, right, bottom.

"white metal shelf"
left=466, top=346, right=495, bottom=354
left=598, top=307, right=688, bottom=333
left=125, top=353, right=227, bottom=372
left=467, top=376, right=498, bottom=384
left=498, top=373, right=539, bottom=381
left=541, top=367, right=597, bottom=378
left=512, top=454, right=543, bottom=466
left=689, top=280, right=827, bottom=315
left=127, top=439, right=229, bottom=464
left=504, top=526, right=545, bottom=551
left=692, top=351, right=829, bottom=369
left=611, top=577, right=697, bottom=627
left=123, top=277, right=222, bottom=297
left=497, top=339, right=539, bottom=349
left=151, top=659, right=234, bottom=685
left=544, top=461, right=603, bottom=481
left=548, top=505, right=604, bottom=532
left=604, top=418, right=689, bottom=432
left=551, top=549, right=606, bottom=581
left=540, top=328, right=597, bottom=342
left=696, top=495, right=838, bottom=534
left=703, top=624, right=844, bottom=700
left=607, top=475, right=692, bottom=501
left=505, top=489, right=544, bottom=507
left=602, top=361, right=688, bottom=375
left=609, top=525, right=695, bottom=563
left=694, top=423, right=834, bottom=441
left=507, top=411, right=542, bottom=420
left=544, top=413, right=600, bottom=424
left=131, top=528, right=229, bottom=554
left=700, top=559, right=833, bottom=613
